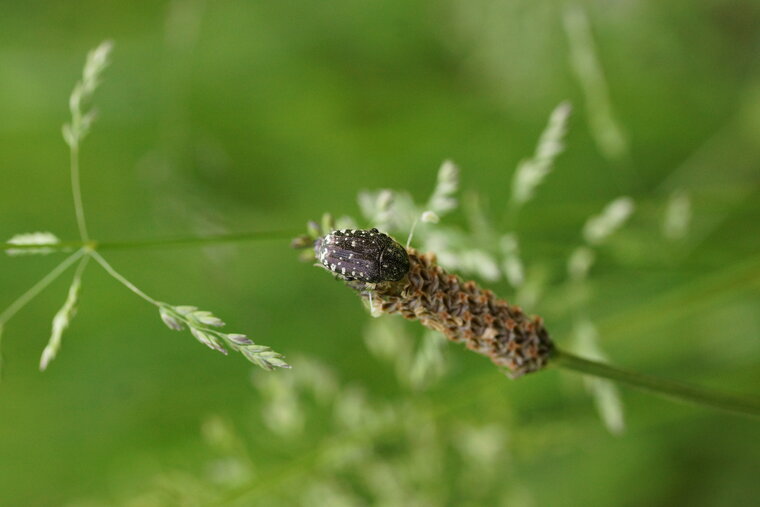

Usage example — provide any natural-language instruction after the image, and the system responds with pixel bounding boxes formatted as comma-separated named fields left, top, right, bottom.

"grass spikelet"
left=408, top=330, right=448, bottom=390
left=6, top=232, right=61, bottom=256
left=426, top=160, right=460, bottom=216
left=567, top=246, right=596, bottom=281
left=62, top=40, right=113, bottom=148
left=510, top=102, right=572, bottom=208
left=39, top=256, right=89, bottom=371
left=583, top=196, right=635, bottom=245
left=663, top=188, right=692, bottom=240
left=159, top=303, right=290, bottom=370
left=499, top=234, right=525, bottom=288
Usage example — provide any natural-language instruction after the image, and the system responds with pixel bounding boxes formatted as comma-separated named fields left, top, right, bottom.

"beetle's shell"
left=315, top=228, right=410, bottom=283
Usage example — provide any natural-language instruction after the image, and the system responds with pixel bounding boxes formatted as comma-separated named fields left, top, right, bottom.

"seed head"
left=359, top=249, right=553, bottom=377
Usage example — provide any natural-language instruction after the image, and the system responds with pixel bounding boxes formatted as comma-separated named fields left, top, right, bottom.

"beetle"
left=314, top=228, right=410, bottom=283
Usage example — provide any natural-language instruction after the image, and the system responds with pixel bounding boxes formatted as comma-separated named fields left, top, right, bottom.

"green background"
left=1, top=1, right=759, bottom=505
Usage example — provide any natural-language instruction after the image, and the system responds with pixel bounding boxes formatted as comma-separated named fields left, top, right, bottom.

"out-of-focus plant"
left=0, top=41, right=289, bottom=374
left=70, top=355, right=529, bottom=506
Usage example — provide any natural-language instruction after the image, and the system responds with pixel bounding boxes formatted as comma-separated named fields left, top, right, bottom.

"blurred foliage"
left=1, top=0, right=759, bottom=505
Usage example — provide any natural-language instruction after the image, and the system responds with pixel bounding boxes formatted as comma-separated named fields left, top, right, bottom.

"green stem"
left=89, top=250, right=159, bottom=306
left=70, top=143, right=90, bottom=242
left=552, top=348, right=760, bottom=418
left=1, top=229, right=299, bottom=253
left=0, top=249, right=86, bottom=325
left=96, top=229, right=300, bottom=250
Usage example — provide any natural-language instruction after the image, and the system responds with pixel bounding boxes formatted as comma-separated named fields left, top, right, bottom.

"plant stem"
left=1, top=229, right=299, bottom=253
left=552, top=348, right=760, bottom=418
left=70, top=143, right=90, bottom=242
left=89, top=250, right=160, bottom=306
left=0, top=249, right=86, bottom=325
left=73, top=252, right=91, bottom=280
left=97, top=229, right=301, bottom=250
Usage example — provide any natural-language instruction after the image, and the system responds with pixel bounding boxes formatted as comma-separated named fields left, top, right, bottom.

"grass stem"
left=0, top=249, right=86, bottom=325
left=552, top=348, right=760, bottom=418
left=89, top=250, right=159, bottom=306
left=70, top=144, right=90, bottom=242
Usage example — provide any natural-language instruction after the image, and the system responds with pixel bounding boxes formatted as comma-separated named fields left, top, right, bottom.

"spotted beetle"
left=314, top=228, right=410, bottom=283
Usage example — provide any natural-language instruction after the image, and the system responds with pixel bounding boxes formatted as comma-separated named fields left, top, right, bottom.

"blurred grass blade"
left=563, top=6, right=628, bottom=161
left=588, top=376, right=626, bottom=435
left=572, top=319, right=625, bottom=435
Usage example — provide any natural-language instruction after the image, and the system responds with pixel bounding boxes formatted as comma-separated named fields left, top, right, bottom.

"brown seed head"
left=357, top=249, right=554, bottom=378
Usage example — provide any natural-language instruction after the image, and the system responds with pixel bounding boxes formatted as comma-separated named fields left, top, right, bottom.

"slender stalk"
left=552, top=348, right=760, bottom=418
left=0, top=249, right=86, bottom=325
left=89, top=250, right=159, bottom=306
left=73, top=252, right=91, bottom=279
left=70, top=143, right=90, bottom=242
left=1, top=229, right=299, bottom=253
left=96, top=229, right=300, bottom=251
